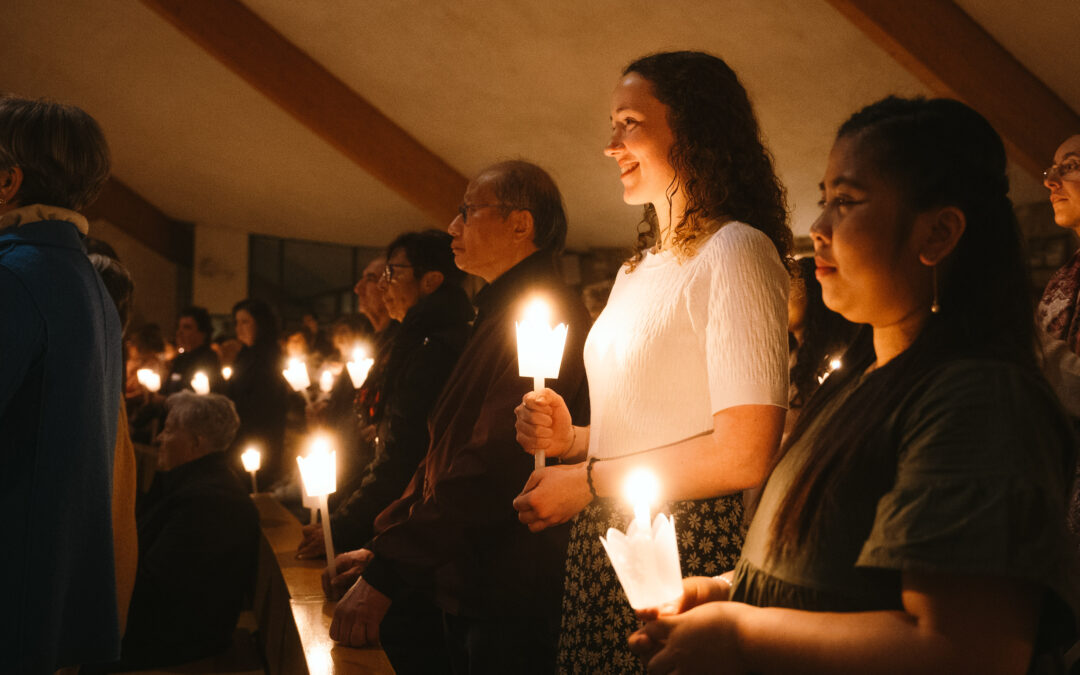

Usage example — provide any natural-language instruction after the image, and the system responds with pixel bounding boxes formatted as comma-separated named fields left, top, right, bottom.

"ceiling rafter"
left=826, top=0, right=1080, bottom=176
left=140, top=0, right=468, bottom=225
left=84, top=178, right=193, bottom=266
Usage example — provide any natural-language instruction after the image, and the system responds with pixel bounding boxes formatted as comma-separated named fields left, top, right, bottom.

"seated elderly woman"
left=100, top=392, right=260, bottom=672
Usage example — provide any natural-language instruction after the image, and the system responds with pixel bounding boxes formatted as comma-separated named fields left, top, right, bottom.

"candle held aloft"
left=296, top=435, right=339, bottom=577
left=599, top=469, right=683, bottom=611
left=345, top=345, right=374, bottom=389
left=283, top=358, right=311, bottom=392
left=191, top=371, right=210, bottom=395
left=241, top=446, right=261, bottom=493
left=515, top=298, right=569, bottom=470
left=136, top=368, right=161, bottom=393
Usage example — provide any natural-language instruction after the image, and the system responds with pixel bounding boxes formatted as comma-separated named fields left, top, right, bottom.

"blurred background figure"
left=226, top=298, right=291, bottom=491
left=165, top=306, right=222, bottom=395
left=92, top=392, right=259, bottom=673
left=302, top=308, right=334, bottom=361
left=786, top=256, right=859, bottom=433
left=299, top=229, right=472, bottom=561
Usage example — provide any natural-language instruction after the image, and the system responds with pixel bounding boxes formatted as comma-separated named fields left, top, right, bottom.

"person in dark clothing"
left=299, top=229, right=473, bottom=675
left=226, top=298, right=291, bottom=490
left=327, top=161, right=591, bottom=675
left=165, top=305, right=222, bottom=395
left=92, top=392, right=259, bottom=672
left=0, top=95, right=123, bottom=674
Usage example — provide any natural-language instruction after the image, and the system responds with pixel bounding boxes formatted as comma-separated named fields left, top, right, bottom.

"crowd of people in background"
left=3, top=47, right=1080, bottom=675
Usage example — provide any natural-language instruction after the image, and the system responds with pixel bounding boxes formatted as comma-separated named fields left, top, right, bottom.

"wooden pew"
left=252, top=494, right=395, bottom=675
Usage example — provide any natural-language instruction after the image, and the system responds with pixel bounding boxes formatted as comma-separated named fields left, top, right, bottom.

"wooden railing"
left=252, top=494, right=395, bottom=674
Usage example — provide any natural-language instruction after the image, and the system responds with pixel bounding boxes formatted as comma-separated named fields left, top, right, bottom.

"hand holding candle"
left=296, top=434, right=338, bottom=578
left=515, top=298, right=568, bottom=470
left=600, top=469, right=683, bottom=612
left=241, top=445, right=261, bottom=493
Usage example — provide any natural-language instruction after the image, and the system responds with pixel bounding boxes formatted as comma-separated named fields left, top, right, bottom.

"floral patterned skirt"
left=556, top=494, right=745, bottom=674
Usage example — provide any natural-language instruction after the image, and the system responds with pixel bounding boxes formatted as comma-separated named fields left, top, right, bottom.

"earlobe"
left=0, top=166, right=23, bottom=205
left=918, top=207, right=966, bottom=266
left=421, top=270, right=444, bottom=294
left=511, top=209, right=535, bottom=244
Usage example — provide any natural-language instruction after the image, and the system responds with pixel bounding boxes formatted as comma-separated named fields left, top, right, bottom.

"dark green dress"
left=731, top=359, right=1076, bottom=657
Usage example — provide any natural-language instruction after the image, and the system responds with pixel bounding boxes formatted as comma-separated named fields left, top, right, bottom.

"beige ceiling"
left=2, top=0, right=1075, bottom=250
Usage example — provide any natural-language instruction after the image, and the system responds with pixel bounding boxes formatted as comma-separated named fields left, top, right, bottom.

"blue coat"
left=0, top=216, right=123, bottom=672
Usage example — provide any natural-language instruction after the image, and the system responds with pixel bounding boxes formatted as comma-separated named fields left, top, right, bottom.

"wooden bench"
left=251, top=494, right=395, bottom=675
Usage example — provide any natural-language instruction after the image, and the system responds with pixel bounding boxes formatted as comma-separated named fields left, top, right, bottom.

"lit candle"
left=191, top=371, right=210, bottom=395
left=319, top=368, right=335, bottom=394
left=282, top=358, right=311, bottom=392
left=136, top=368, right=161, bottom=393
left=818, top=357, right=843, bottom=385
left=599, top=469, right=683, bottom=611
left=222, top=366, right=233, bottom=381
left=515, top=298, right=568, bottom=470
left=296, top=434, right=338, bottom=579
left=241, top=445, right=261, bottom=493
left=345, top=346, right=374, bottom=389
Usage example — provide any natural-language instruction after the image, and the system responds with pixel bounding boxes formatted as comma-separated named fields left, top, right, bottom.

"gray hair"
left=479, top=160, right=568, bottom=254
left=165, top=392, right=240, bottom=454
left=0, top=95, right=111, bottom=210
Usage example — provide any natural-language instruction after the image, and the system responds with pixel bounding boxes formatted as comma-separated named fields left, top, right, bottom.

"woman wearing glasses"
left=514, top=51, right=791, bottom=672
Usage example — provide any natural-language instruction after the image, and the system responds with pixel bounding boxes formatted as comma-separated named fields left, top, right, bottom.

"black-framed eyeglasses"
left=457, top=202, right=524, bottom=223
left=381, top=263, right=413, bottom=283
left=1044, top=159, right=1080, bottom=183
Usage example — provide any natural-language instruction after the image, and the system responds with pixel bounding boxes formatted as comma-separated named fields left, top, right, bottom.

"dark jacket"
left=225, top=344, right=290, bottom=490
left=164, top=343, right=222, bottom=395
left=362, top=251, right=591, bottom=620
left=111, top=452, right=259, bottom=670
left=0, top=213, right=123, bottom=672
left=331, top=282, right=474, bottom=550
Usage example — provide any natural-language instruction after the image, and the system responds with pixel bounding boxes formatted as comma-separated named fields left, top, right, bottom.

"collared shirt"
left=363, top=250, right=591, bottom=619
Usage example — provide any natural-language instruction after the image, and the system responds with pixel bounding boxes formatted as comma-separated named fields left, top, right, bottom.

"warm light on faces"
left=810, top=135, right=929, bottom=327
left=605, top=72, right=678, bottom=207
left=234, top=309, right=256, bottom=347
left=447, top=175, right=518, bottom=283
left=1045, top=135, right=1080, bottom=231
left=380, top=248, right=422, bottom=321
left=176, top=316, right=205, bottom=352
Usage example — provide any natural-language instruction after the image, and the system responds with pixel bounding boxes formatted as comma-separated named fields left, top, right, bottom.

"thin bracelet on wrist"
left=585, top=456, right=598, bottom=498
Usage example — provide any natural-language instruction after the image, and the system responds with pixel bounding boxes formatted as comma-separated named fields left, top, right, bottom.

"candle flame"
left=222, top=366, right=233, bottom=380
left=296, top=434, right=337, bottom=497
left=191, top=371, right=210, bottom=395
left=136, top=368, right=161, bottom=393
left=319, top=369, right=334, bottom=393
left=241, top=446, right=261, bottom=472
left=515, top=297, right=568, bottom=380
left=282, top=358, right=311, bottom=391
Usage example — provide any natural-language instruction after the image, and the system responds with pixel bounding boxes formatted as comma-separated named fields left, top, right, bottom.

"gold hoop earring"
left=930, top=265, right=941, bottom=314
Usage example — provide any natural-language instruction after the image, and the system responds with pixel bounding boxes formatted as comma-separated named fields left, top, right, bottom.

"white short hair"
left=165, top=391, right=240, bottom=453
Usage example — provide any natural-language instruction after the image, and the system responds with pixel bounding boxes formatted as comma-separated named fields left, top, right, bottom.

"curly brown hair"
left=621, top=52, right=791, bottom=270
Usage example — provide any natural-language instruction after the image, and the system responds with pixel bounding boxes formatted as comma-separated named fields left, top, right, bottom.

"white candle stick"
left=515, top=298, right=568, bottom=471
left=283, top=358, right=311, bottom=392
left=136, top=368, right=161, bottom=393
left=600, top=469, right=683, bottom=611
left=241, top=446, right=261, bottom=493
left=345, top=345, right=374, bottom=389
left=296, top=435, right=338, bottom=579
left=191, top=371, right=210, bottom=395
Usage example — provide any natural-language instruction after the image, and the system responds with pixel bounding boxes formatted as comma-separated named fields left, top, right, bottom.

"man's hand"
left=329, top=577, right=392, bottom=647
left=515, top=388, right=574, bottom=458
left=322, top=548, right=374, bottom=599
left=512, top=463, right=592, bottom=532
left=296, top=523, right=326, bottom=559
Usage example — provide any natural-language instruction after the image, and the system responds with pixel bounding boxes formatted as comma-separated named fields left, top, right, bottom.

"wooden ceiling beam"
left=84, top=178, right=194, bottom=266
left=141, top=0, right=468, bottom=224
left=826, top=0, right=1080, bottom=176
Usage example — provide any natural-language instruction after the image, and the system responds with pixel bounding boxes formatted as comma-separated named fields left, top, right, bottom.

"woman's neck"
left=651, top=190, right=687, bottom=252
left=870, top=307, right=930, bottom=369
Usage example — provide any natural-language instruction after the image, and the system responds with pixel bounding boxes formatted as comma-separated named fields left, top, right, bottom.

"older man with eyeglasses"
left=326, top=161, right=591, bottom=675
